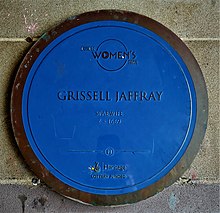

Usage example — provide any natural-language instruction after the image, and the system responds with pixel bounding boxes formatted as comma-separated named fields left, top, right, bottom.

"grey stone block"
left=0, top=0, right=219, bottom=38
left=0, top=183, right=219, bottom=212
left=183, top=41, right=220, bottom=181
left=0, top=41, right=34, bottom=181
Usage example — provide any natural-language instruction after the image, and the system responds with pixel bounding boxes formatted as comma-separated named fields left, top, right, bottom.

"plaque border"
left=11, top=10, right=208, bottom=206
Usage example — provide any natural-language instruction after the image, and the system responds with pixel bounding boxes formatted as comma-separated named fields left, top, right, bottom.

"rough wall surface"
left=0, top=0, right=219, bottom=212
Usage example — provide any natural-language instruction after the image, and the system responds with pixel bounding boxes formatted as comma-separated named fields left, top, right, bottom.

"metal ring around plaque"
left=11, top=10, right=208, bottom=206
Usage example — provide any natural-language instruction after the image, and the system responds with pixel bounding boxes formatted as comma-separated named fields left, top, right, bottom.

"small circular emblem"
left=105, top=147, right=115, bottom=156
left=94, top=39, right=135, bottom=71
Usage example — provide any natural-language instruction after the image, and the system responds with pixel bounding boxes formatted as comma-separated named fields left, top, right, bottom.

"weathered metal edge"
left=10, top=9, right=208, bottom=206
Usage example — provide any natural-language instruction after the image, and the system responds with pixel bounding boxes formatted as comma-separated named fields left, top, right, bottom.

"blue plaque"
left=11, top=10, right=208, bottom=205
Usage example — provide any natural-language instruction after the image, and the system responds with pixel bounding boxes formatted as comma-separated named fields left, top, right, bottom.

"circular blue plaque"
left=11, top=10, right=207, bottom=205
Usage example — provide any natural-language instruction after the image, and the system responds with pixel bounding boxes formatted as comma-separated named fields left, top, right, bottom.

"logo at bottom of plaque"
left=88, top=162, right=127, bottom=179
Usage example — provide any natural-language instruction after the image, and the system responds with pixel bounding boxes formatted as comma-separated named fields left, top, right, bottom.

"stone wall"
left=0, top=1, right=219, bottom=212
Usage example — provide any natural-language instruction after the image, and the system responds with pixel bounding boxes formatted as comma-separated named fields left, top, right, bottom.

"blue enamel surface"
left=22, top=21, right=196, bottom=195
